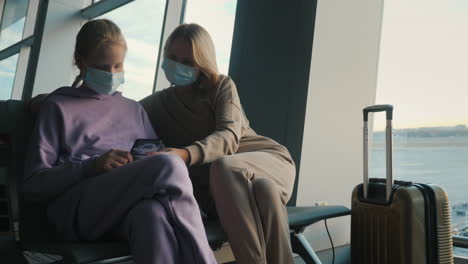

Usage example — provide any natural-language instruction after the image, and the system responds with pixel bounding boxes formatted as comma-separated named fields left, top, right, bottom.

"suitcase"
left=351, top=105, right=454, bottom=264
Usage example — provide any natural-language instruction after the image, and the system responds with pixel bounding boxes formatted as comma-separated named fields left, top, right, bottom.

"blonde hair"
left=72, top=19, right=127, bottom=87
left=164, top=23, right=220, bottom=88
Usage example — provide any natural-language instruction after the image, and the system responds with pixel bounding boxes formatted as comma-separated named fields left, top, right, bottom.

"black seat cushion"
left=204, top=205, right=351, bottom=244
left=22, top=240, right=131, bottom=264
left=288, top=206, right=351, bottom=232
left=21, top=219, right=228, bottom=263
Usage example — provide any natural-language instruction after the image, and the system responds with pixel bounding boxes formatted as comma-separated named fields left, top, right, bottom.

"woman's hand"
left=95, top=149, right=133, bottom=172
left=146, top=148, right=191, bottom=165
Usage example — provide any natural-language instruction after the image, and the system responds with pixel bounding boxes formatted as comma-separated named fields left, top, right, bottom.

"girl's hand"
left=95, top=149, right=133, bottom=172
left=146, top=148, right=191, bottom=165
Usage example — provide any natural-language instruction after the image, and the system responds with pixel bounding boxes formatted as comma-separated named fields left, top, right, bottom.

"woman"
left=140, top=24, right=296, bottom=264
left=23, top=19, right=216, bottom=264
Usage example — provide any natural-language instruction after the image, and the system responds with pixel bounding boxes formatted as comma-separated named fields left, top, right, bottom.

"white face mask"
left=162, top=57, right=199, bottom=86
left=84, top=67, right=125, bottom=95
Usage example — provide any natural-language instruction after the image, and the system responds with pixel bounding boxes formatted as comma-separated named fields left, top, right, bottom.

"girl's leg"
left=209, top=152, right=295, bottom=264
left=117, top=199, right=180, bottom=264
left=49, top=153, right=216, bottom=264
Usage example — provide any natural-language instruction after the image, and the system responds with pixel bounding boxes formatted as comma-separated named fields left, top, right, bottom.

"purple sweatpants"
left=46, top=153, right=216, bottom=264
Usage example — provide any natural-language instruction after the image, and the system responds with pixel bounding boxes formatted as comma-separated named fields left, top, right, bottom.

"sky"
left=0, top=0, right=466, bottom=128
left=0, top=53, right=18, bottom=100
left=184, top=0, right=237, bottom=75
left=100, top=0, right=167, bottom=101
left=0, top=2, right=27, bottom=100
left=374, top=0, right=468, bottom=130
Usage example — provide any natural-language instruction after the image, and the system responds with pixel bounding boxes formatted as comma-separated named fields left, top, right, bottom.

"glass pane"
left=371, top=0, right=468, bottom=257
left=96, top=0, right=166, bottom=101
left=0, top=54, right=19, bottom=100
left=184, top=0, right=237, bottom=75
left=0, top=0, right=29, bottom=50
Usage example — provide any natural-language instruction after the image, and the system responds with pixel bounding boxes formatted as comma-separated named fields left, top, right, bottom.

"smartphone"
left=130, top=139, right=164, bottom=159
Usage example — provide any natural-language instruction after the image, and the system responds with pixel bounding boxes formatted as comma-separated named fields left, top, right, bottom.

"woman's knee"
left=251, top=178, right=281, bottom=203
left=210, top=156, right=234, bottom=175
left=210, top=156, right=247, bottom=187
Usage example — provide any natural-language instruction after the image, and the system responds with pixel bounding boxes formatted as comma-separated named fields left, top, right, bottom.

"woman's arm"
left=23, top=100, right=96, bottom=202
left=184, top=77, right=243, bottom=166
left=140, top=105, right=159, bottom=139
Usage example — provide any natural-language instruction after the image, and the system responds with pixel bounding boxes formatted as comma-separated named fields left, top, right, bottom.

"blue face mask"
left=161, top=57, right=199, bottom=86
left=84, top=67, right=125, bottom=95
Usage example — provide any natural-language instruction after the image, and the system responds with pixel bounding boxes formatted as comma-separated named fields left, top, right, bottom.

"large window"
left=371, top=0, right=468, bottom=256
left=0, top=0, right=36, bottom=100
left=183, top=0, right=237, bottom=75
left=98, top=0, right=167, bottom=101
left=0, top=53, right=19, bottom=100
left=0, top=0, right=29, bottom=50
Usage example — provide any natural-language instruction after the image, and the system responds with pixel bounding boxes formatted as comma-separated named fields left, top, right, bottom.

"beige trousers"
left=190, top=151, right=296, bottom=264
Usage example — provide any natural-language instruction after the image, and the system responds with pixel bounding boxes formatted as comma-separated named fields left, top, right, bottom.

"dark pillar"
left=229, top=0, right=318, bottom=205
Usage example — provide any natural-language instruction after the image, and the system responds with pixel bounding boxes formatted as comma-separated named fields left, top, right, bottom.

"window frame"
left=1, top=0, right=189, bottom=100
left=153, top=0, right=187, bottom=93
left=0, top=0, right=37, bottom=100
left=179, top=0, right=238, bottom=78
left=81, top=0, right=135, bottom=20
left=20, top=0, right=47, bottom=101
left=0, top=0, right=48, bottom=101
left=0, top=36, right=33, bottom=61
left=0, top=0, right=5, bottom=24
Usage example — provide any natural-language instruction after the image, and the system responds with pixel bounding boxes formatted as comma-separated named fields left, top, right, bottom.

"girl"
left=140, top=24, right=296, bottom=264
left=23, top=19, right=216, bottom=264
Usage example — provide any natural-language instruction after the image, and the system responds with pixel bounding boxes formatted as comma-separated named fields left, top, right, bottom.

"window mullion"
left=0, top=36, right=33, bottom=61
left=21, top=0, right=48, bottom=101
left=22, top=0, right=39, bottom=39
left=153, top=0, right=186, bottom=93
left=11, top=46, right=31, bottom=100
left=81, top=0, right=135, bottom=20
left=0, top=0, right=6, bottom=41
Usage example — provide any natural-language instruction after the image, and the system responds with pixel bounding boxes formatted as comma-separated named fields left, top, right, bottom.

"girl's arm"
left=23, top=100, right=96, bottom=202
left=28, top=93, right=49, bottom=115
left=184, top=76, right=243, bottom=166
left=140, top=104, right=159, bottom=139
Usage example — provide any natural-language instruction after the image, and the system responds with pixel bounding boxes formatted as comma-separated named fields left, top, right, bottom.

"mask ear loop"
left=73, top=57, right=86, bottom=87
left=72, top=73, right=83, bottom=87
left=193, top=72, right=204, bottom=87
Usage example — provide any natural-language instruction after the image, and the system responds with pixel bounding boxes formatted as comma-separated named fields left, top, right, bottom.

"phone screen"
left=131, top=139, right=164, bottom=159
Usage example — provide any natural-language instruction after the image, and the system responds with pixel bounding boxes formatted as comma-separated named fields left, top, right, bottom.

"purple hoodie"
left=23, top=86, right=158, bottom=202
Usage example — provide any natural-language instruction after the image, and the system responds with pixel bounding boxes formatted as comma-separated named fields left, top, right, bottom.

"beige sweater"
left=139, top=75, right=293, bottom=166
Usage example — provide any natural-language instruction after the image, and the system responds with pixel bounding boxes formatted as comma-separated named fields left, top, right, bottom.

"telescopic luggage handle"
left=363, top=104, right=394, bottom=202
left=363, top=104, right=393, bottom=122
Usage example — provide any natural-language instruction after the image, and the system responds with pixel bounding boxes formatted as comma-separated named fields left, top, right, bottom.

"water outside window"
left=371, top=0, right=468, bottom=256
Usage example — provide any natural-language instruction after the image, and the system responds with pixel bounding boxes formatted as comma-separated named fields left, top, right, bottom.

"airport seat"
left=0, top=99, right=350, bottom=264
